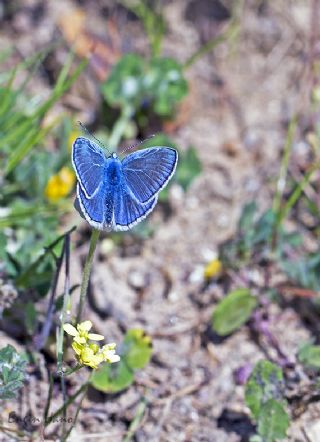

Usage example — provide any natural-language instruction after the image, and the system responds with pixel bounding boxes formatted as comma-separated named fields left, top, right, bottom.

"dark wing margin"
left=72, top=137, right=105, bottom=199
left=121, top=147, right=178, bottom=204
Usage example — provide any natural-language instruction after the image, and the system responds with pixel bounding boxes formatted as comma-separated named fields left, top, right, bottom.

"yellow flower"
left=64, top=320, right=120, bottom=369
left=45, top=167, right=75, bottom=203
left=204, top=258, right=222, bottom=280
left=101, top=343, right=121, bottom=363
left=72, top=341, right=105, bottom=369
left=63, top=320, right=104, bottom=344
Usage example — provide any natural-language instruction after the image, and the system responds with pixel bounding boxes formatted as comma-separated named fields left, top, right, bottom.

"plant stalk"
left=76, top=228, right=100, bottom=323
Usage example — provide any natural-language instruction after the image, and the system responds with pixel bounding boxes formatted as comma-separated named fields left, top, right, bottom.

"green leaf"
left=123, top=329, right=152, bottom=370
left=175, top=146, right=202, bottom=191
left=257, top=399, right=289, bottom=441
left=90, top=360, right=134, bottom=394
left=211, top=288, right=257, bottom=336
left=245, top=360, right=285, bottom=420
left=0, top=345, right=27, bottom=399
left=90, top=329, right=152, bottom=394
left=298, top=342, right=320, bottom=369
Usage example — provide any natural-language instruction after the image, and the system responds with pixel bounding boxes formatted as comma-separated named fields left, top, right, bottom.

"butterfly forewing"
left=122, top=147, right=178, bottom=204
left=72, top=137, right=106, bottom=198
left=73, top=139, right=178, bottom=231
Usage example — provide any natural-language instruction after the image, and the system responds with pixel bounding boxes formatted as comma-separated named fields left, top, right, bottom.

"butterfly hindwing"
left=72, top=137, right=105, bottom=199
left=77, top=184, right=105, bottom=230
left=122, top=147, right=178, bottom=204
left=114, top=186, right=157, bottom=231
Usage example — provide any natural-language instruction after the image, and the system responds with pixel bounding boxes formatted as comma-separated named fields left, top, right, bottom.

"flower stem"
left=76, top=228, right=100, bottom=323
left=45, top=382, right=89, bottom=426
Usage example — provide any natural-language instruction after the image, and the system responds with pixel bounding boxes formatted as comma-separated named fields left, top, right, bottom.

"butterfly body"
left=72, top=137, right=178, bottom=231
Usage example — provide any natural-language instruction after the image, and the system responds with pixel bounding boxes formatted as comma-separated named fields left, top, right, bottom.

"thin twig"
left=34, top=238, right=66, bottom=351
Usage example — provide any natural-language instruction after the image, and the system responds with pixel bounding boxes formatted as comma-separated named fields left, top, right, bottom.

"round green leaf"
left=212, top=288, right=257, bottom=336
left=90, top=360, right=134, bottom=394
left=123, top=329, right=152, bottom=370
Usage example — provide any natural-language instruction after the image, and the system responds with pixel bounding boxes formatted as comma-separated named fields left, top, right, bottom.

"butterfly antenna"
left=120, top=134, right=156, bottom=155
left=78, top=121, right=111, bottom=155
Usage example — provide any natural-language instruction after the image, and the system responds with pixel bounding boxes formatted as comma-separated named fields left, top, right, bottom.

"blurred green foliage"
left=281, top=251, right=320, bottom=292
left=0, top=50, right=83, bottom=293
left=121, top=0, right=165, bottom=57
left=102, top=53, right=188, bottom=118
left=298, top=341, right=320, bottom=370
left=220, top=202, right=302, bottom=269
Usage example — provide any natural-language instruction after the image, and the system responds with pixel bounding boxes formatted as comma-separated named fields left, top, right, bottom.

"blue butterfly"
left=72, top=137, right=178, bottom=231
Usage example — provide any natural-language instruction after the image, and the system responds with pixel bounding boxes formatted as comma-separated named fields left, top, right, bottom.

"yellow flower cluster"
left=45, top=167, right=75, bottom=203
left=63, top=320, right=120, bottom=369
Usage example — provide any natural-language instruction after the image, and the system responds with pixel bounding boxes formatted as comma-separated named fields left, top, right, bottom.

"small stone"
left=303, top=420, right=320, bottom=442
left=127, top=270, right=147, bottom=290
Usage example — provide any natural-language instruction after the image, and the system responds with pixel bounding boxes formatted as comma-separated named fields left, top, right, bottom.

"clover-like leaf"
left=245, top=360, right=285, bottom=420
left=0, top=345, right=27, bottom=399
left=212, top=288, right=257, bottom=336
left=257, top=399, right=289, bottom=441
left=102, top=54, right=188, bottom=117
